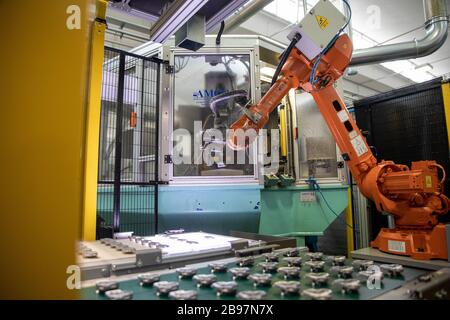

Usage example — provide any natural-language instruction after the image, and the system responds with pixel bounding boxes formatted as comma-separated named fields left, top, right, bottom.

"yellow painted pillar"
left=345, top=187, right=355, bottom=256
left=82, top=0, right=108, bottom=241
left=279, top=104, right=288, bottom=158
left=442, top=81, right=450, bottom=149
left=0, top=0, right=96, bottom=299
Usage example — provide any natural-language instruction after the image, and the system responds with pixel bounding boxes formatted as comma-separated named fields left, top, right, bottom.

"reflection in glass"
left=173, top=54, right=255, bottom=177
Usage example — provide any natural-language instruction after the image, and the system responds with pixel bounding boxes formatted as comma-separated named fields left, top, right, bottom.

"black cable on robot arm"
left=216, top=21, right=225, bottom=45
left=310, top=0, right=352, bottom=86
left=271, top=33, right=302, bottom=86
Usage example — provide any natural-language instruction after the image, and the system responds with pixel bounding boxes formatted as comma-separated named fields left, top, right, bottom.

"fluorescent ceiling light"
left=403, top=69, right=433, bottom=83
left=415, top=64, right=433, bottom=72
left=381, top=61, right=412, bottom=74
left=381, top=61, right=434, bottom=83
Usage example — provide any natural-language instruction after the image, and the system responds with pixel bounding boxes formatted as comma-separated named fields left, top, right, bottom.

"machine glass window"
left=296, top=92, right=338, bottom=179
left=172, top=53, right=255, bottom=177
left=98, top=58, right=159, bottom=183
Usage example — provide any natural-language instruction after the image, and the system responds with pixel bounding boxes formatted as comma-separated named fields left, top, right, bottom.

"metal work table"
left=352, top=247, right=450, bottom=271
left=81, top=249, right=427, bottom=300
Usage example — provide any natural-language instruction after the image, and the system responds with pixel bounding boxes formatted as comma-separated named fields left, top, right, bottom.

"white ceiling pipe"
left=350, top=0, right=449, bottom=66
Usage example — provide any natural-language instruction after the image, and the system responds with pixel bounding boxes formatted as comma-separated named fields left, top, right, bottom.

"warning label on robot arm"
left=350, top=135, right=369, bottom=157
left=316, top=15, right=330, bottom=29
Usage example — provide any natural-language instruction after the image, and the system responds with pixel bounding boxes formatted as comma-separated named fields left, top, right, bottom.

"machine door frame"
left=96, top=46, right=163, bottom=236
left=160, top=46, right=263, bottom=185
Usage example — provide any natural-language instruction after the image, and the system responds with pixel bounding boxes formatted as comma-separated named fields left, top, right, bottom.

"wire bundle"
left=306, top=177, right=357, bottom=231
left=309, top=0, right=352, bottom=88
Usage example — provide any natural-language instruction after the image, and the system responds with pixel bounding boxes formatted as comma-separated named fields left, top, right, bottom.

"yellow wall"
left=82, top=1, right=108, bottom=241
left=442, top=82, right=450, bottom=149
left=0, top=0, right=95, bottom=299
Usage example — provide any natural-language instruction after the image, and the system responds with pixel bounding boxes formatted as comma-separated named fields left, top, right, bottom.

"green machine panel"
left=97, top=183, right=348, bottom=240
left=259, top=184, right=349, bottom=239
left=158, top=184, right=262, bottom=235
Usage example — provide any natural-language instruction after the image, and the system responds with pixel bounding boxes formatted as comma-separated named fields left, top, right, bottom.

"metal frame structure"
left=166, top=47, right=260, bottom=184
left=131, top=35, right=348, bottom=186
left=149, top=0, right=210, bottom=43
left=155, top=37, right=265, bottom=185
left=205, top=0, right=251, bottom=32
left=97, top=47, right=163, bottom=236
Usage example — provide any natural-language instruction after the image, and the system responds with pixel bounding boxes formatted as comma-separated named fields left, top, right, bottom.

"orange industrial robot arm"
left=229, top=33, right=450, bottom=260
